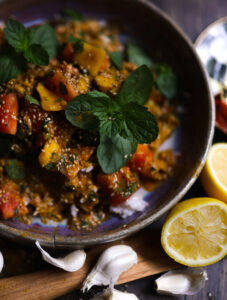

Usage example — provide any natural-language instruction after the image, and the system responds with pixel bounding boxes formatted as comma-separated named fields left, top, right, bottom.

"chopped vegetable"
left=0, top=93, right=18, bottom=135
left=38, top=138, right=61, bottom=167
left=0, top=179, right=27, bottom=219
left=73, top=42, right=106, bottom=76
left=36, top=82, right=67, bottom=111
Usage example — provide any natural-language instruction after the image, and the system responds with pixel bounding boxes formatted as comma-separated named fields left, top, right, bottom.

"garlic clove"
left=0, top=251, right=4, bottom=272
left=90, top=287, right=139, bottom=300
left=35, top=241, right=86, bottom=272
left=82, top=245, right=137, bottom=292
left=155, top=268, right=208, bottom=295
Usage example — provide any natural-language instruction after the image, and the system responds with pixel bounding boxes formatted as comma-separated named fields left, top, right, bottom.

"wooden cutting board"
left=0, top=229, right=179, bottom=300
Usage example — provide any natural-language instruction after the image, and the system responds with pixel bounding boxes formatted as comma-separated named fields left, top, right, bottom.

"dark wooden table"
left=56, top=0, right=227, bottom=299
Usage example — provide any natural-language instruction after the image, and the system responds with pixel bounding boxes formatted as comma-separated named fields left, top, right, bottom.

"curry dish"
left=0, top=14, right=179, bottom=230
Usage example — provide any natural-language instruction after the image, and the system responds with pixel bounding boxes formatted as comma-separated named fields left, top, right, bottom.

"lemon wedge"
left=161, top=198, right=227, bottom=266
left=201, top=143, right=227, bottom=202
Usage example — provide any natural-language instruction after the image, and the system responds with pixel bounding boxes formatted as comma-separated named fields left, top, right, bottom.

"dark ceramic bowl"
left=0, top=0, right=214, bottom=249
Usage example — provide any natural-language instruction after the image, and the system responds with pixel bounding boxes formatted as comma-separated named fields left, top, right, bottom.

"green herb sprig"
left=0, top=19, right=59, bottom=83
left=65, top=65, right=158, bottom=174
left=127, top=43, right=177, bottom=98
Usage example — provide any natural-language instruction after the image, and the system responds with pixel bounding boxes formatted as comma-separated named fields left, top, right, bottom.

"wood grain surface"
left=0, top=230, right=179, bottom=300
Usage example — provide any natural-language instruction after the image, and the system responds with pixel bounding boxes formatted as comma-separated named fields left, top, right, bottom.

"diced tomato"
left=46, top=64, right=80, bottom=101
left=215, top=94, right=227, bottom=134
left=97, top=166, right=140, bottom=206
left=0, top=179, right=27, bottom=219
left=128, top=144, right=153, bottom=173
left=61, top=43, right=74, bottom=62
left=0, top=93, right=18, bottom=135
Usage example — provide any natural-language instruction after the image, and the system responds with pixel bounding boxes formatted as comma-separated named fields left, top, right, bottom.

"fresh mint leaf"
left=65, top=92, right=100, bottom=130
left=127, top=43, right=153, bottom=67
left=122, top=102, right=159, bottom=143
left=4, top=159, right=25, bottom=180
left=109, top=51, right=123, bottom=69
left=154, top=64, right=177, bottom=98
left=97, top=134, right=136, bottom=174
left=64, top=8, right=84, bottom=21
left=28, top=24, right=59, bottom=58
left=118, top=65, right=153, bottom=105
left=25, top=93, right=40, bottom=106
left=0, top=48, right=25, bottom=83
left=24, top=44, right=49, bottom=66
left=5, top=18, right=28, bottom=52
left=68, top=35, right=84, bottom=53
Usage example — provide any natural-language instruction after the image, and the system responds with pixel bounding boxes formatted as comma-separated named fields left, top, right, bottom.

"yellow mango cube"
left=39, top=139, right=61, bottom=167
left=74, top=43, right=106, bottom=76
left=36, top=83, right=67, bottom=111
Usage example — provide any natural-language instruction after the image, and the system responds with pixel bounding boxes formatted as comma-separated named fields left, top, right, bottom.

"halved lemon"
left=200, top=143, right=227, bottom=203
left=161, top=198, right=227, bottom=266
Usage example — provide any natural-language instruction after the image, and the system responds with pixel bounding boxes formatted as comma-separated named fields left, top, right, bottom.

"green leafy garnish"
left=0, top=48, right=26, bottom=83
left=5, top=19, right=29, bottom=52
left=127, top=43, right=153, bottom=68
left=24, top=43, right=49, bottom=65
left=28, top=24, right=59, bottom=58
left=65, top=65, right=158, bottom=173
left=109, top=51, right=123, bottom=69
left=68, top=35, right=84, bottom=53
left=117, top=64, right=153, bottom=105
left=97, top=134, right=136, bottom=174
left=0, top=19, right=59, bottom=83
left=25, top=93, right=40, bottom=106
left=64, top=8, right=84, bottom=21
left=4, top=159, right=25, bottom=180
left=154, top=64, right=177, bottom=99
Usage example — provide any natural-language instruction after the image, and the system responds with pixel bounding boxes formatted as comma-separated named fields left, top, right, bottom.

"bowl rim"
left=0, top=0, right=215, bottom=248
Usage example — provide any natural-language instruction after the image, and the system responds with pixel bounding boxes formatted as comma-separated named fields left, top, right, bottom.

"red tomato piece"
left=0, top=93, right=18, bottom=135
left=128, top=144, right=153, bottom=172
left=0, top=179, right=27, bottom=219
left=97, top=166, right=140, bottom=206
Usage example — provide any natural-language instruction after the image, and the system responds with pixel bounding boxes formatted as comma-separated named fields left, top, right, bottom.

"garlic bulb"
left=35, top=241, right=86, bottom=272
left=90, top=287, right=139, bottom=300
left=155, top=268, right=208, bottom=295
left=82, top=245, right=137, bottom=291
left=0, top=251, right=4, bottom=272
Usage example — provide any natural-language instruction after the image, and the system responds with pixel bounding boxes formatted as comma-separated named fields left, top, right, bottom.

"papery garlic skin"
left=155, top=268, right=208, bottom=295
left=0, top=251, right=4, bottom=272
left=35, top=241, right=86, bottom=272
left=82, top=245, right=137, bottom=291
left=90, top=288, right=139, bottom=300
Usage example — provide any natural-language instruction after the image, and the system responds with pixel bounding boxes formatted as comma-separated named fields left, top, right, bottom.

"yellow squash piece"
left=95, top=73, right=119, bottom=93
left=74, top=43, right=106, bottom=76
left=36, top=83, right=67, bottom=111
left=39, top=139, right=61, bottom=167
